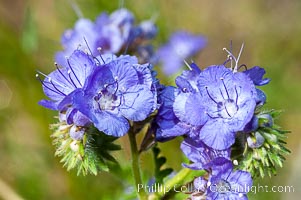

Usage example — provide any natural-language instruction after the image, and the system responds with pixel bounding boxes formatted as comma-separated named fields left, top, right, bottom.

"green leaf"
left=234, top=109, right=290, bottom=178
left=152, top=145, right=173, bottom=184
left=51, top=119, right=121, bottom=176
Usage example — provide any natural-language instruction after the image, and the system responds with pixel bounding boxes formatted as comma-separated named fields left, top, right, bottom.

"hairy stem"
left=128, top=129, right=148, bottom=200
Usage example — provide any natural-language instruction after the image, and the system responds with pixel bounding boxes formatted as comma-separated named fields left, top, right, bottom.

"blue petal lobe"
left=120, top=85, right=155, bottom=121
left=199, top=119, right=236, bottom=150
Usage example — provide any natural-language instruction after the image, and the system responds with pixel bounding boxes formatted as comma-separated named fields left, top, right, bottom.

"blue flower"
left=56, top=8, right=157, bottom=67
left=72, top=55, right=157, bottom=137
left=55, top=18, right=101, bottom=67
left=157, top=31, right=206, bottom=75
left=207, top=159, right=253, bottom=200
left=38, top=50, right=96, bottom=139
left=181, top=138, right=230, bottom=170
left=155, top=64, right=202, bottom=141
left=173, top=65, right=257, bottom=150
left=155, top=86, right=191, bottom=141
left=38, top=50, right=95, bottom=111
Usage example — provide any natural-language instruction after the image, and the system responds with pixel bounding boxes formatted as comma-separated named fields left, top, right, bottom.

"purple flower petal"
left=199, top=119, right=236, bottom=150
left=243, top=66, right=270, bottom=86
left=120, top=85, right=155, bottom=121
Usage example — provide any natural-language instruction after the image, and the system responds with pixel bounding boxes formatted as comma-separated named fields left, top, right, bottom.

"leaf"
left=51, top=120, right=121, bottom=176
left=152, top=145, right=173, bottom=184
left=234, top=109, right=290, bottom=178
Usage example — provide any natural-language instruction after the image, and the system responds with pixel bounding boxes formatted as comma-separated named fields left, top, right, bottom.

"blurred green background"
left=0, top=0, right=300, bottom=199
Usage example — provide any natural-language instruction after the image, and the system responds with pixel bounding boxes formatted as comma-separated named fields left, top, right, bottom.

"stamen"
left=224, top=106, right=232, bottom=118
left=223, top=47, right=237, bottom=67
left=205, top=86, right=218, bottom=104
left=113, top=81, right=119, bottom=95
left=49, top=79, right=67, bottom=96
left=119, top=88, right=144, bottom=110
left=234, top=85, right=239, bottom=104
left=223, top=57, right=231, bottom=66
left=94, top=95, right=99, bottom=101
left=113, top=95, right=123, bottom=109
left=97, top=101, right=102, bottom=111
left=238, top=64, right=247, bottom=71
left=230, top=40, right=233, bottom=69
left=83, top=37, right=93, bottom=56
left=220, top=78, right=230, bottom=99
left=235, top=43, right=245, bottom=72
left=104, top=80, right=118, bottom=91
left=67, top=59, right=82, bottom=87
left=223, top=42, right=245, bottom=72
left=83, top=37, right=103, bottom=65
left=36, top=74, right=65, bottom=96
left=36, top=70, right=66, bottom=88
left=219, top=88, right=225, bottom=100
left=55, top=62, right=73, bottom=86
left=183, top=60, right=192, bottom=70
left=67, top=70, right=78, bottom=88
left=97, top=47, right=106, bottom=64
left=205, top=111, right=216, bottom=119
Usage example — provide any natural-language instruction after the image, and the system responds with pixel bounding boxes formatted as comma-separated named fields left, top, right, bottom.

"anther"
left=55, top=63, right=73, bottom=86
left=96, top=47, right=106, bottom=64
left=36, top=70, right=65, bottom=88
left=36, top=74, right=65, bottom=96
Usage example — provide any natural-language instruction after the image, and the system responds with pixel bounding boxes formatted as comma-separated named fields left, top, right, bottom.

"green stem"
left=128, top=130, right=148, bottom=200
left=152, top=168, right=205, bottom=199
left=158, top=168, right=190, bottom=197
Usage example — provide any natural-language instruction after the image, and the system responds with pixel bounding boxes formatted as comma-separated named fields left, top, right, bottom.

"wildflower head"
left=181, top=137, right=230, bottom=170
left=72, top=55, right=157, bottom=137
left=38, top=50, right=95, bottom=110
left=206, top=159, right=252, bottom=199
left=173, top=65, right=257, bottom=150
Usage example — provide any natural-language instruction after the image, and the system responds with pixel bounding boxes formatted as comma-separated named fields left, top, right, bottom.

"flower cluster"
left=38, top=6, right=289, bottom=200
left=156, top=45, right=289, bottom=199
left=56, top=8, right=157, bottom=66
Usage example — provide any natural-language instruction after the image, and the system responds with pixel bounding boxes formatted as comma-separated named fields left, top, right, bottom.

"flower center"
left=216, top=179, right=231, bottom=194
left=93, top=88, right=120, bottom=111
left=205, top=77, right=239, bottom=119
left=217, top=99, right=238, bottom=119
